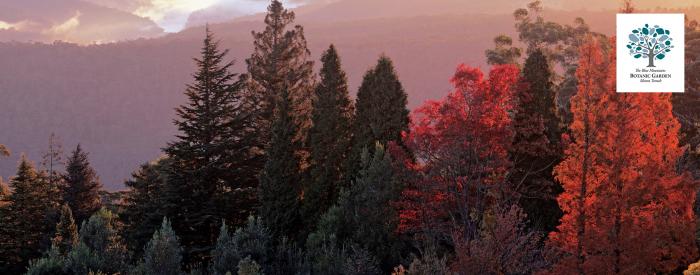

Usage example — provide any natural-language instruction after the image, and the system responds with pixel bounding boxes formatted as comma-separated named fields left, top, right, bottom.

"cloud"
left=0, top=20, right=36, bottom=31
left=132, top=0, right=309, bottom=32
left=43, top=11, right=81, bottom=35
left=134, top=0, right=219, bottom=32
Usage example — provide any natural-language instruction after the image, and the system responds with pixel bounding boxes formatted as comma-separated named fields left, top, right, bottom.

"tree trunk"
left=647, top=54, right=655, bottom=67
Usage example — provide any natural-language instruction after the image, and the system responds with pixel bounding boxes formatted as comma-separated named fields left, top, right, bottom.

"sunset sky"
left=132, top=0, right=301, bottom=32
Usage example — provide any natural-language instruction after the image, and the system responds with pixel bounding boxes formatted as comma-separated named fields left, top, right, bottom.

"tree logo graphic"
left=627, top=24, right=674, bottom=67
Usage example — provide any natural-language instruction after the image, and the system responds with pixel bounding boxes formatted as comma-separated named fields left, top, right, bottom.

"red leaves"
left=396, top=64, right=519, bottom=239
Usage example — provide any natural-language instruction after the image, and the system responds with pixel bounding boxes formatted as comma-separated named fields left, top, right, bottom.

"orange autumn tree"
left=547, top=37, right=698, bottom=274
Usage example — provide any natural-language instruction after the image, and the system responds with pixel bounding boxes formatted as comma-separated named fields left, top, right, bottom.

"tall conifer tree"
left=511, top=48, right=563, bottom=232
left=53, top=204, right=78, bottom=256
left=348, top=56, right=409, bottom=181
left=246, top=0, right=315, bottom=163
left=302, top=45, right=353, bottom=229
left=0, top=157, right=55, bottom=272
left=258, top=84, right=302, bottom=239
left=63, top=144, right=102, bottom=225
left=163, top=27, right=261, bottom=262
left=121, top=158, right=171, bottom=256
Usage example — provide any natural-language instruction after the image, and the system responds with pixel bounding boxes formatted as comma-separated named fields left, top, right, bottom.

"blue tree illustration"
left=627, top=24, right=674, bottom=67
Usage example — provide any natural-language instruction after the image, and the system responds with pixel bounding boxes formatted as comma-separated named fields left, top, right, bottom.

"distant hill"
left=0, top=0, right=629, bottom=189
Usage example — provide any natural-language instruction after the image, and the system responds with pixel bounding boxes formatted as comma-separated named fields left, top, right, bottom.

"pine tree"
left=302, top=44, right=353, bottom=229
left=53, top=204, right=78, bottom=256
left=163, top=27, right=262, bottom=262
left=140, top=218, right=184, bottom=275
left=63, top=144, right=102, bottom=225
left=41, top=133, right=65, bottom=190
left=209, top=223, right=238, bottom=275
left=0, top=156, right=55, bottom=273
left=342, top=144, right=402, bottom=270
left=348, top=56, right=409, bottom=182
left=309, top=144, right=403, bottom=272
left=237, top=256, right=263, bottom=275
left=511, top=48, right=563, bottom=232
left=210, top=216, right=273, bottom=275
left=65, top=209, right=128, bottom=274
left=258, top=84, right=302, bottom=239
left=0, top=177, right=9, bottom=200
left=25, top=245, right=68, bottom=275
left=121, top=158, right=170, bottom=256
left=246, top=0, right=315, bottom=162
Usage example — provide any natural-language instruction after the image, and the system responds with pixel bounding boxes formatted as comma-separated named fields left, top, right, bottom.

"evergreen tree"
left=237, top=256, right=263, bottom=275
left=309, top=144, right=403, bottom=271
left=209, top=222, right=238, bottom=275
left=140, top=218, right=184, bottom=275
left=65, top=209, right=128, bottom=274
left=258, top=84, right=302, bottom=240
left=63, top=144, right=102, bottom=225
left=0, top=156, right=55, bottom=273
left=121, top=157, right=170, bottom=255
left=302, top=44, right=353, bottom=229
left=511, top=48, right=563, bottom=232
left=0, top=177, right=9, bottom=200
left=210, top=216, right=272, bottom=275
left=347, top=56, right=409, bottom=182
left=341, top=144, right=403, bottom=270
left=163, top=27, right=262, bottom=262
left=53, top=204, right=78, bottom=256
left=41, top=133, right=65, bottom=190
left=246, top=0, right=315, bottom=162
left=25, top=245, right=68, bottom=275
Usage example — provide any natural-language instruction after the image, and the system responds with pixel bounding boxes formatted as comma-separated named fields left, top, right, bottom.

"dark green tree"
left=25, top=246, right=68, bottom=275
left=63, top=144, right=102, bottom=225
left=0, top=156, right=55, bottom=273
left=163, top=27, right=262, bottom=262
left=486, top=35, right=522, bottom=65
left=53, top=204, right=78, bottom=256
left=309, top=144, right=403, bottom=272
left=258, top=85, right=302, bottom=240
left=246, top=0, right=315, bottom=164
left=209, top=222, right=239, bottom=275
left=121, top=158, right=170, bottom=255
left=237, top=256, right=263, bottom=275
left=302, top=44, right=353, bottom=230
left=510, top=49, right=563, bottom=232
left=347, top=56, right=409, bottom=182
left=138, top=218, right=183, bottom=275
left=65, top=209, right=128, bottom=274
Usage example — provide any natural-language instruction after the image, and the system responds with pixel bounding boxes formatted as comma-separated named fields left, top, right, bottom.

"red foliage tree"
left=396, top=64, right=520, bottom=250
left=546, top=37, right=698, bottom=274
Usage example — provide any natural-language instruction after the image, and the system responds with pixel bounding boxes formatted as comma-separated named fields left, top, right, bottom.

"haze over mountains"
left=0, top=0, right=695, bottom=190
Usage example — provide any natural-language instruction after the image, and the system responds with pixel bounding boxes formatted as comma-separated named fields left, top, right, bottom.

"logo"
left=616, top=14, right=685, bottom=93
left=626, top=24, right=674, bottom=68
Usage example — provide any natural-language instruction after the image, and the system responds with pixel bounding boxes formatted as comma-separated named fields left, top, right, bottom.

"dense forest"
left=3, top=0, right=700, bottom=274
